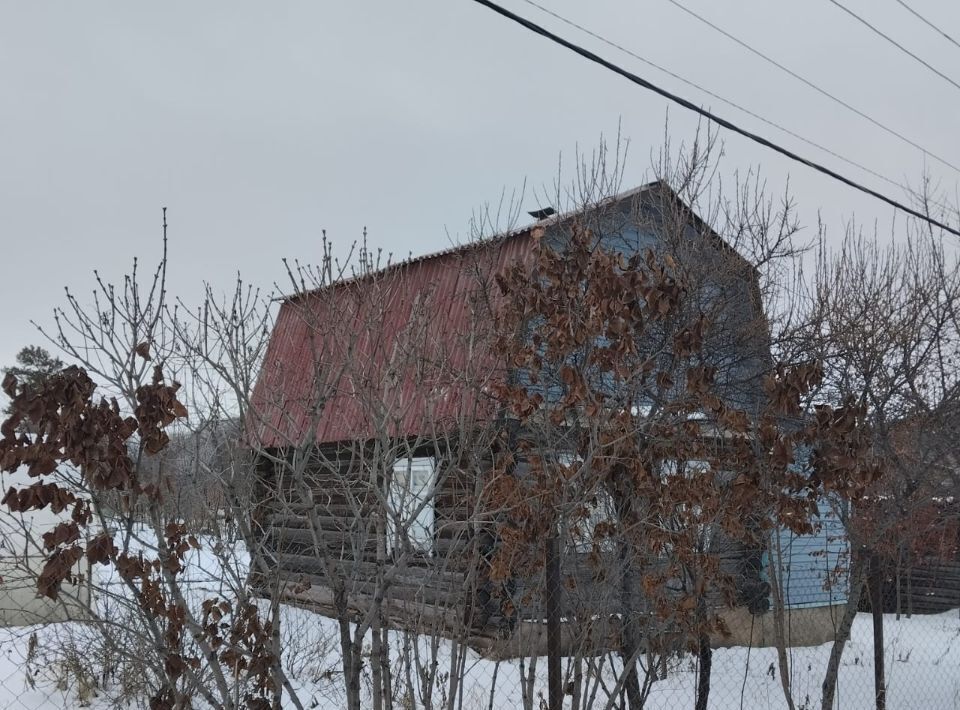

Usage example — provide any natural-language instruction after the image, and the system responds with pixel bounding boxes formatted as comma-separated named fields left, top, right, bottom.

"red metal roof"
left=247, top=181, right=734, bottom=448
left=249, top=227, right=539, bottom=448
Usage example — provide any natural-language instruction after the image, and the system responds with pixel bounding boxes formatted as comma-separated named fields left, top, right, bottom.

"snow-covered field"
left=0, top=531, right=957, bottom=709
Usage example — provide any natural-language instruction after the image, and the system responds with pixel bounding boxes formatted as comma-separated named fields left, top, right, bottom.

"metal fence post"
left=545, top=532, right=562, bottom=710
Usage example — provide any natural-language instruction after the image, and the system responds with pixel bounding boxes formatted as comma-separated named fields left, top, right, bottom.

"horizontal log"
left=271, top=552, right=469, bottom=586
left=264, top=518, right=474, bottom=542
left=433, top=537, right=474, bottom=557
left=264, top=511, right=480, bottom=535
left=263, top=510, right=476, bottom=533
left=264, top=505, right=373, bottom=522
left=258, top=527, right=480, bottom=572
left=264, top=535, right=379, bottom=558
left=270, top=493, right=474, bottom=515
left=267, top=580, right=475, bottom=643
left=274, top=569, right=469, bottom=610
left=265, top=520, right=374, bottom=537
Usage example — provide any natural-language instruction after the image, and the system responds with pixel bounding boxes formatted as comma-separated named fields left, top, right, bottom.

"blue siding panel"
left=772, top=498, right=849, bottom=609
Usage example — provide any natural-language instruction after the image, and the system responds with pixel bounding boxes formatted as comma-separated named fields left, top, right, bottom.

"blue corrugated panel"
left=772, top=497, right=849, bottom=609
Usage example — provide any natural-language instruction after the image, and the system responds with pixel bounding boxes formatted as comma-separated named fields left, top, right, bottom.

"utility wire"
left=826, top=0, right=960, bottom=92
left=468, top=0, right=960, bottom=238
left=894, top=0, right=960, bottom=51
left=663, top=0, right=960, bottom=176
left=519, top=0, right=924, bottom=202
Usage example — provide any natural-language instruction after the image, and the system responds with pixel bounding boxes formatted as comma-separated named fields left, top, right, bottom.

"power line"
left=893, top=0, right=960, bottom=51
left=826, top=0, right=960, bottom=92
left=663, top=0, right=960, bottom=176
left=467, top=0, right=960, bottom=238
left=518, top=0, right=924, bottom=201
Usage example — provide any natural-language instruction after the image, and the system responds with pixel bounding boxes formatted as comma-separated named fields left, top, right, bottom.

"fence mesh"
left=0, top=516, right=958, bottom=709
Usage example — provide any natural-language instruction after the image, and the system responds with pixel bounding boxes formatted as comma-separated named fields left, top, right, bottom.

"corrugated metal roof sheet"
left=249, top=227, right=539, bottom=448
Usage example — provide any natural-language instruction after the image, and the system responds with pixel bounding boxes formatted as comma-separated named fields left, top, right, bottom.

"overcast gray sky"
left=2, top=0, right=958, bottom=371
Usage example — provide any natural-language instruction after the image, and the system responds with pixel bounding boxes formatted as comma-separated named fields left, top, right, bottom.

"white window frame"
left=558, top=452, right=618, bottom=553
left=387, top=456, right=436, bottom=556
left=659, top=458, right=715, bottom=550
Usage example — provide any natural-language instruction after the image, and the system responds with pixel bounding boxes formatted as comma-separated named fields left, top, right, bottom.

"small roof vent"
left=527, top=207, right=556, bottom=221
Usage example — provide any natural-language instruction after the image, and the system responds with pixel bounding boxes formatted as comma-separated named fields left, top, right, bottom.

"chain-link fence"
left=1, top=512, right=958, bottom=709
left=2, top=196, right=958, bottom=708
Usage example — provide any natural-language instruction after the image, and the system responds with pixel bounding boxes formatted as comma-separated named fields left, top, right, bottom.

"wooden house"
left=247, top=182, right=847, bottom=656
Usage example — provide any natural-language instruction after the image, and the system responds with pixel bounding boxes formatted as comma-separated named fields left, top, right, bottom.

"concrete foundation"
left=714, top=603, right=845, bottom=648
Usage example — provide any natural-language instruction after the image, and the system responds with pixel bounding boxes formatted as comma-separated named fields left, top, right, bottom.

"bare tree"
left=484, top=134, right=879, bottom=710
left=8, top=130, right=949, bottom=710
left=1, top=215, right=313, bottom=709
left=794, top=216, right=960, bottom=710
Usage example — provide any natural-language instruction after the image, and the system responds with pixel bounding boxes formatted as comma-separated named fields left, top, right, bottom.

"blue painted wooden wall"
left=770, top=497, right=850, bottom=609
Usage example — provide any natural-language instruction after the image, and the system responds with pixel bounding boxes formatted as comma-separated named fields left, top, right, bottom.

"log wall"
left=249, top=443, right=767, bottom=652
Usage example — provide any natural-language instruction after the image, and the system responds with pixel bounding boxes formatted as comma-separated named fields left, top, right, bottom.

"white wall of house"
left=0, top=467, right=91, bottom=626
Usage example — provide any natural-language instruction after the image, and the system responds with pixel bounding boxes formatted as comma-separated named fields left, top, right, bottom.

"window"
left=558, top=453, right=618, bottom=553
left=659, top=458, right=715, bottom=550
left=387, top=456, right=436, bottom=555
left=570, top=486, right=618, bottom=553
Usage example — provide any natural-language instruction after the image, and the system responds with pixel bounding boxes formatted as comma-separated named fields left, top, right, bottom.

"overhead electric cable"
left=468, top=0, right=960, bottom=238
left=662, top=0, right=960, bottom=176
left=519, top=0, right=930, bottom=201
left=894, top=0, right=960, bottom=51
left=826, top=0, right=960, bottom=92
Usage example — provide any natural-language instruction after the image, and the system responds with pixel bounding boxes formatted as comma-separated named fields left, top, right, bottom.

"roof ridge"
left=281, top=180, right=667, bottom=303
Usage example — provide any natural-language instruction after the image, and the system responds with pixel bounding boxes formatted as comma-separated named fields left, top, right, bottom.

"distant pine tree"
left=3, top=345, right=65, bottom=417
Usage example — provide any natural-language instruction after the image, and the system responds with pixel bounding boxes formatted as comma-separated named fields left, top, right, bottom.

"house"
left=0, top=465, right=92, bottom=626
left=246, top=181, right=848, bottom=656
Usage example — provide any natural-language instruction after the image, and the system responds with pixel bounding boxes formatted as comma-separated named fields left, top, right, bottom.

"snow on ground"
left=456, top=610, right=960, bottom=710
left=0, top=530, right=958, bottom=709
